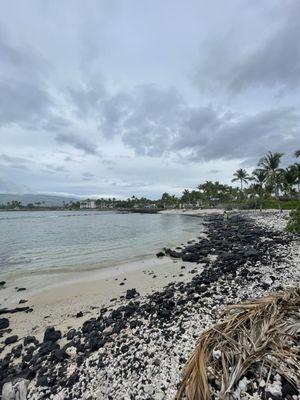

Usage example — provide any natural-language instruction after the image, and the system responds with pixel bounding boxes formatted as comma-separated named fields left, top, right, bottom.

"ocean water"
left=0, top=211, right=204, bottom=277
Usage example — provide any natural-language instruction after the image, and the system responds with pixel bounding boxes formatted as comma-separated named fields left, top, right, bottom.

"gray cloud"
left=42, top=116, right=70, bottom=132
left=67, top=79, right=107, bottom=118
left=103, top=86, right=300, bottom=163
left=0, top=34, right=51, bottom=127
left=0, top=154, right=32, bottom=170
left=195, top=1, right=300, bottom=95
left=0, top=1, right=299, bottom=197
left=0, top=81, right=51, bottom=127
left=45, top=164, right=69, bottom=173
left=230, top=5, right=300, bottom=93
left=55, top=133, right=99, bottom=155
left=100, top=92, right=134, bottom=138
left=99, top=85, right=183, bottom=155
left=193, top=107, right=299, bottom=162
left=0, top=176, right=31, bottom=194
left=82, top=172, right=95, bottom=180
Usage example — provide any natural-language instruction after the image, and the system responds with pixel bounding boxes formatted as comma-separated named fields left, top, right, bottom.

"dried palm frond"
left=176, top=286, right=300, bottom=400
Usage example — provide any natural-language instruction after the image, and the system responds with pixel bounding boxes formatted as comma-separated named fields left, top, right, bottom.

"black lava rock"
left=43, top=327, right=62, bottom=343
left=24, top=335, right=38, bottom=346
left=37, top=375, right=48, bottom=386
left=112, top=320, right=126, bottom=334
left=182, top=253, right=199, bottom=262
left=125, top=288, right=139, bottom=300
left=0, top=318, right=9, bottom=330
left=51, top=348, right=69, bottom=361
left=5, top=335, right=18, bottom=345
left=39, top=341, right=59, bottom=356
left=66, top=329, right=76, bottom=340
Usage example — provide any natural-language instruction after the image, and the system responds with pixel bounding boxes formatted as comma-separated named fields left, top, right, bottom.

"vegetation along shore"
left=1, top=150, right=300, bottom=214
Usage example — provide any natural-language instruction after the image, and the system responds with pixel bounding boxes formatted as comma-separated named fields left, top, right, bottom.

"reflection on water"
left=0, top=211, right=204, bottom=276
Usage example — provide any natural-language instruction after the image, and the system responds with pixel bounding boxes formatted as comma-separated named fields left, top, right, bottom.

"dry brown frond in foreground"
left=176, top=286, right=300, bottom=400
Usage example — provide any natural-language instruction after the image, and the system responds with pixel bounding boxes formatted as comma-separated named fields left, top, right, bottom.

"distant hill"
left=0, top=193, right=78, bottom=207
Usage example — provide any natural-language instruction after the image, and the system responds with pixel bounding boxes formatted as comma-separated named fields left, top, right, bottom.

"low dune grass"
left=177, top=286, right=300, bottom=400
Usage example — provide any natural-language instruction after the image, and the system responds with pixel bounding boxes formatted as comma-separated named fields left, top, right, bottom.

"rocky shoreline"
left=0, top=211, right=299, bottom=399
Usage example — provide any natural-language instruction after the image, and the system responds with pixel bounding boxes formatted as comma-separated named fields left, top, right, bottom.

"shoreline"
left=0, top=210, right=299, bottom=399
left=0, top=209, right=213, bottom=310
left=0, top=209, right=205, bottom=282
left=0, top=255, right=199, bottom=342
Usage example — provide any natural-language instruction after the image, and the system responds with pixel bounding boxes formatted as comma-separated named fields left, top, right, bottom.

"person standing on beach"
left=223, top=210, right=229, bottom=229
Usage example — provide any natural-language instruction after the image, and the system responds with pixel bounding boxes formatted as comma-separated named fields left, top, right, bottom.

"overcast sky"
left=0, top=0, right=299, bottom=199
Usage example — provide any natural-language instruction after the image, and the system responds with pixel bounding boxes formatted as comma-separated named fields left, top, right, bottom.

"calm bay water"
left=0, top=211, right=204, bottom=277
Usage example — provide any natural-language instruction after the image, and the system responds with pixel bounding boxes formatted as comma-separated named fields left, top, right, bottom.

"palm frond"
left=177, top=286, right=300, bottom=400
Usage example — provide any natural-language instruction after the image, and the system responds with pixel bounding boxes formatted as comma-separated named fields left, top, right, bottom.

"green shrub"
left=262, top=199, right=300, bottom=210
left=286, top=207, right=300, bottom=233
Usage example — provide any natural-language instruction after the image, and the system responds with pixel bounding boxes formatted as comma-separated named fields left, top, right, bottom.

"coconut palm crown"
left=251, top=169, right=267, bottom=185
left=231, top=168, right=251, bottom=190
left=258, top=151, right=284, bottom=193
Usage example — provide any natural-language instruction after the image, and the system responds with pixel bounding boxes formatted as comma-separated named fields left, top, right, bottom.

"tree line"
left=162, top=150, right=300, bottom=210
left=1, top=150, right=299, bottom=211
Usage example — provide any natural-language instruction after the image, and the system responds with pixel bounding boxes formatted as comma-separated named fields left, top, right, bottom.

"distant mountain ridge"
left=0, top=193, right=78, bottom=207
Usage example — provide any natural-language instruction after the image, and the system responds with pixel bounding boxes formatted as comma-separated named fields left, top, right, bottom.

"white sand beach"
left=0, top=254, right=200, bottom=343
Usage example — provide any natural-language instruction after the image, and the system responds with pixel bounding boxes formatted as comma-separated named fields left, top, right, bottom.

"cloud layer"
left=0, top=0, right=299, bottom=197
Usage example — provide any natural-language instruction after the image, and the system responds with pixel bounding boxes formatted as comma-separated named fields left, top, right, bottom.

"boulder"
left=168, top=250, right=182, bottom=258
left=51, top=348, right=69, bottom=361
left=24, top=336, right=38, bottom=346
left=112, top=320, right=126, bottom=334
left=125, top=288, right=139, bottom=300
left=43, top=327, right=61, bottom=342
left=38, top=341, right=59, bottom=356
left=182, top=253, right=199, bottom=262
left=5, top=336, right=18, bottom=346
left=66, top=329, right=76, bottom=341
left=0, top=318, right=9, bottom=330
left=37, top=376, right=48, bottom=387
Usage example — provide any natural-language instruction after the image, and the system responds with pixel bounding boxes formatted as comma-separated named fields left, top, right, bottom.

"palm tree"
left=294, top=150, right=300, bottom=158
left=161, top=192, right=177, bottom=208
left=251, top=169, right=267, bottom=211
left=291, top=163, right=300, bottom=192
left=182, top=189, right=191, bottom=204
left=282, top=167, right=298, bottom=199
left=258, top=151, right=284, bottom=209
left=232, top=168, right=251, bottom=191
